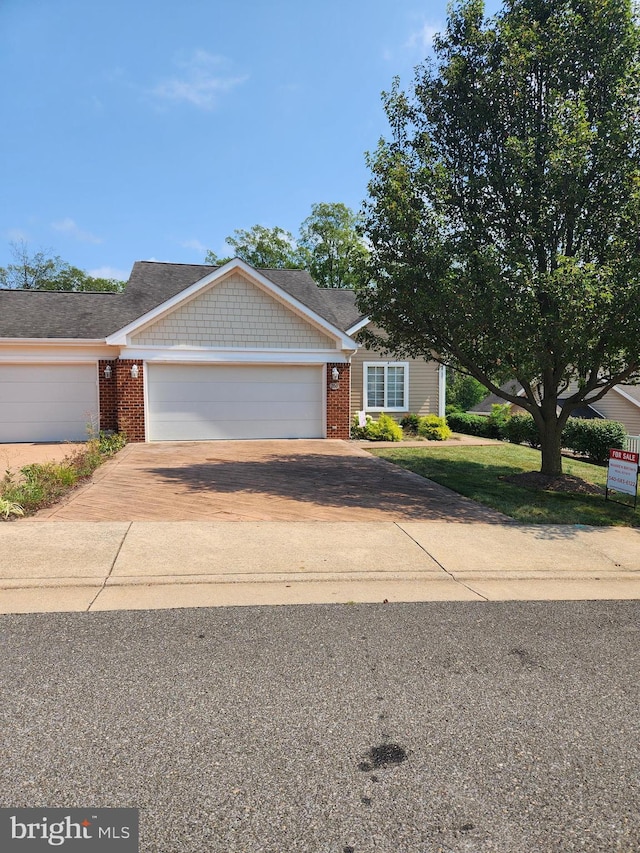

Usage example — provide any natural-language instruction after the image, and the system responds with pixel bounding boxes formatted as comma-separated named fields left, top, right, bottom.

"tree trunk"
left=539, top=419, right=564, bottom=476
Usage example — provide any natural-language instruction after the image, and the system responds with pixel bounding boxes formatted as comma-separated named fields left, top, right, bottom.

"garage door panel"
left=147, top=364, right=324, bottom=441
left=150, top=380, right=322, bottom=406
left=153, top=418, right=320, bottom=441
left=2, top=382, right=97, bottom=405
left=0, top=364, right=98, bottom=443
left=153, top=399, right=323, bottom=422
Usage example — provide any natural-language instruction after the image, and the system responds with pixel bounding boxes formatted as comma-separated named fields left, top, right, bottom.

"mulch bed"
left=501, top=471, right=604, bottom=496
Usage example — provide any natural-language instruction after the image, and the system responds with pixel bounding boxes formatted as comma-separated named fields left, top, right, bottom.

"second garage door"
left=0, top=363, right=99, bottom=443
left=147, top=364, right=324, bottom=441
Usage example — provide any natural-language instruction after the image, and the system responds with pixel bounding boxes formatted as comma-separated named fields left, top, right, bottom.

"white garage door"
left=147, top=364, right=324, bottom=441
left=0, top=364, right=99, bottom=443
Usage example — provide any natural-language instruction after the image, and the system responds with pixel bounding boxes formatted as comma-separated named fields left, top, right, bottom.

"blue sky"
left=0, top=0, right=500, bottom=282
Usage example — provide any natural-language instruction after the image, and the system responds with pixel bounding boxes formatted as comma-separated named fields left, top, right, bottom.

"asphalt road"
left=0, top=601, right=638, bottom=853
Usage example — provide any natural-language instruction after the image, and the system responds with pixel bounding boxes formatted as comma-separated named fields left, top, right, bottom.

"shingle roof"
left=0, top=261, right=366, bottom=339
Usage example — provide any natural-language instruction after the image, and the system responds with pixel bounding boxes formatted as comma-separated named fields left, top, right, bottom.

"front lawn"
left=370, top=444, right=640, bottom=526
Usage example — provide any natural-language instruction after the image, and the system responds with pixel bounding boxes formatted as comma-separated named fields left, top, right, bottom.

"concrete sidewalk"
left=1, top=520, right=639, bottom=613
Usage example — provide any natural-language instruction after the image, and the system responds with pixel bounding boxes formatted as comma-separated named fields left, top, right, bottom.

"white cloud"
left=51, top=218, right=102, bottom=244
left=181, top=238, right=208, bottom=254
left=405, top=21, right=442, bottom=53
left=88, top=266, right=129, bottom=281
left=5, top=228, right=30, bottom=243
left=151, top=50, right=248, bottom=110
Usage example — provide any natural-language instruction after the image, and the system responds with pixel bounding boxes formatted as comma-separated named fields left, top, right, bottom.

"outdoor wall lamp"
left=130, top=364, right=139, bottom=379
left=331, top=367, right=340, bottom=381
left=103, top=365, right=112, bottom=379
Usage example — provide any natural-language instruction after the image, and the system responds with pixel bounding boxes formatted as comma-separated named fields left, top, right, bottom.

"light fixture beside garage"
left=331, top=367, right=340, bottom=381
left=130, top=364, right=139, bottom=379
left=103, top=365, right=112, bottom=379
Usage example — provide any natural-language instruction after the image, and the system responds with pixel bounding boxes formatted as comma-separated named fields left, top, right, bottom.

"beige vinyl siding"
left=132, top=271, right=334, bottom=349
left=496, top=381, right=640, bottom=434
left=587, top=388, right=640, bottom=436
left=351, top=338, right=440, bottom=418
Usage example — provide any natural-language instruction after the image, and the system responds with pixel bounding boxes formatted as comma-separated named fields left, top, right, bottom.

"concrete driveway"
left=31, top=439, right=507, bottom=523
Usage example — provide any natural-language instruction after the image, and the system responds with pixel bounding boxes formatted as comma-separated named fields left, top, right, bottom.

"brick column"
left=116, top=359, right=145, bottom=442
left=326, top=362, right=351, bottom=440
left=98, top=360, right=118, bottom=432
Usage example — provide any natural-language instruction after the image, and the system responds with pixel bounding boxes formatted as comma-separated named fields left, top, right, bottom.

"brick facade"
left=98, top=360, right=118, bottom=432
left=115, top=359, right=145, bottom=442
left=326, top=362, right=351, bottom=440
left=96, top=359, right=351, bottom=442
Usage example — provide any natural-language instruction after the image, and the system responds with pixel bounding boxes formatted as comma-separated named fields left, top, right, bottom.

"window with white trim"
left=364, top=362, right=409, bottom=411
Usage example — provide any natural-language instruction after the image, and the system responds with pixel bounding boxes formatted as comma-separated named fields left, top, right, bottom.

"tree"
left=204, top=225, right=305, bottom=269
left=204, top=203, right=369, bottom=287
left=298, top=202, right=369, bottom=288
left=357, top=0, right=640, bottom=476
left=0, top=241, right=124, bottom=292
left=447, top=370, right=488, bottom=412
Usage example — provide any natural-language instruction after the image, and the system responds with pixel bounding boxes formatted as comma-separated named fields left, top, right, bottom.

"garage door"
left=147, top=364, right=324, bottom=441
left=0, top=364, right=99, bottom=443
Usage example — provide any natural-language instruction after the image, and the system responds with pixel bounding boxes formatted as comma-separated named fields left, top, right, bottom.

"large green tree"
left=357, top=0, right=640, bottom=476
left=0, top=241, right=124, bottom=291
left=298, top=202, right=369, bottom=288
left=205, top=225, right=305, bottom=269
left=204, top=203, right=369, bottom=287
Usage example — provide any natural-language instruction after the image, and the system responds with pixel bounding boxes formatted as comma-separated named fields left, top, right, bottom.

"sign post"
left=606, top=448, right=639, bottom=509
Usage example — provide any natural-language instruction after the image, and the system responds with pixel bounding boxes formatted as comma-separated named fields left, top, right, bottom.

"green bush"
left=366, top=412, right=404, bottom=441
left=351, top=413, right=372, bottom=439
left=1, top=432, right=128, bottom=518
left=98, top=431, right=127, bottom=456
left=351, top=413, right=403, bottom=441
left=417, top=415, right=453, bottom=441
left=502, top=413, right=540, bottom=447
left=562, top=418, right=626, bottom=463
left=487, top=403, right=511, bottom=434
left=400, top=413, right=421, bottom=434
left=446, top=411, right=494, bottom=437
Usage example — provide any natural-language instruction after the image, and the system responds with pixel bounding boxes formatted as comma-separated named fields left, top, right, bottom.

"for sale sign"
left=607, top=448, right=639, bottom=498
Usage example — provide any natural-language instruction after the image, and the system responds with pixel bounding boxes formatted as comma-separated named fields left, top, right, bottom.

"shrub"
left=562, top=418, right=626, bottom=463
left=400, top=413, right=421, bottom=434
left=351, top=413, right=373, bottom=439
left=98, top=430, right=127, bottom=457
left=0, top=432, right=127, bottom=518
left=487, top=403, right=511, bottom=436
left=417, top=415, right=453, bottom=441
left=352, top=413, right=403, bottom=441
left=0, top=497, right=24, bottom=519
left=446, top=411, right=494, bottom=437
left=502, top=413, right=540, bottom=447
left=366, top=412, right=403, bottom=441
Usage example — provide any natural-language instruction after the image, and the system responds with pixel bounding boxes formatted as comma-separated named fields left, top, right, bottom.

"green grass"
left=370, top=443, right=640, bottom=526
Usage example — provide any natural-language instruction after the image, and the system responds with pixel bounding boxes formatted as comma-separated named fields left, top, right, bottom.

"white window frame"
left=363, top=361, right=409, bottom=412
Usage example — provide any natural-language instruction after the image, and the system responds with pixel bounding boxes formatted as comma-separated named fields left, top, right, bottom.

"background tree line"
left=205, top=202, right=368, bottom=288
left=0, top=240, right=125, bottom=292
left=1, top=202, right=368, bottom=293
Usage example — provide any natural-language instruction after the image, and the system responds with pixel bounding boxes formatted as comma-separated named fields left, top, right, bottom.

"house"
left=0, top=258, right=444, bottom=443
left=472, top=380, right=640, bottom=436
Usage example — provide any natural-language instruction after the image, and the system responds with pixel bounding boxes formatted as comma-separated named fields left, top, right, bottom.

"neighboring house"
left=472, top=380, right=640, bottom=435
left=0, top=258, right=444, bottom=443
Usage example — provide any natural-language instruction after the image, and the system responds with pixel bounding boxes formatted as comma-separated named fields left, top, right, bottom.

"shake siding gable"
left=131, top=272, right=334, bottom=349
